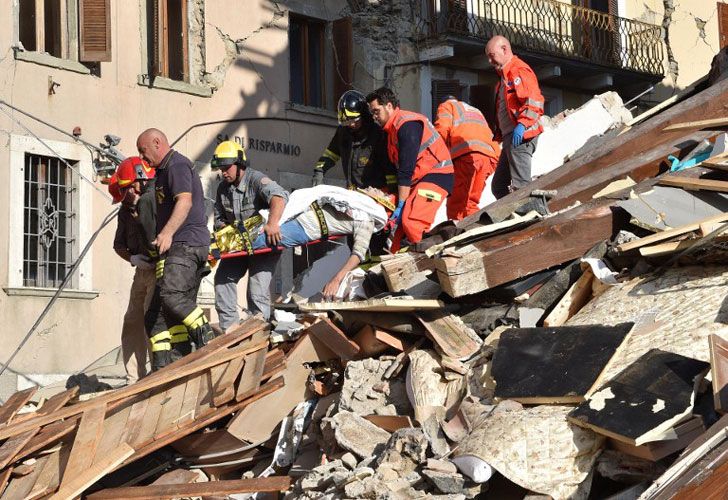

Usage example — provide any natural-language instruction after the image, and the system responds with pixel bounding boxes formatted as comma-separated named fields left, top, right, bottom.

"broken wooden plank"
left=658, top=176, right=728, bottom=193
left=662, top=117, right=728, bottom=132
left=149, top=468, right=200, bottom=486
left=118, top=394, right=150, bottom=446
left=379, top=253, right=435, bottom=292
left=236, top=348, right=268, bottom=401
left=211, top=349, right=249, bottom=406
left=26, top=447, right=66, bottom=500
left=568, top=349, right=710, bottom=446
left=363, top=415, right=414, bottom=433
left=710, top=334, right=728, bottom=413
left=60, top=403, right=107, bottom=488
left=615, top=211, right=728, bottom=254
left=20, top=418, right=78, bottom=460
left=153, top=380, right=188, bottom=440
left=492, top=323, right=634, bottom=404
left=0, top=468, right=11, bottom=497
left=305, top=318, right=360, bottom=360
left=2, top=453, right=48, bottom=500
left=300, top=298, right=444, bottom=313
left=0, top=388, right=75, bottom=469
left=0, top=387, right=37, bottom=425
left=542, top=267, right=595, bottom=327
left=0, top=318, right=267, bottom=441
left=86, top=476, right=292, bottom=499
left=227, top=334, right=336, bottom=443
left=416, top=311, right=482, bottom=360
left=93, top=405, right=132, bottom=465
left=50, top=442, right=134, bottom=500
left=177, top=374, right=202, bottom=426
left=436, top=201, right=617, bottom=297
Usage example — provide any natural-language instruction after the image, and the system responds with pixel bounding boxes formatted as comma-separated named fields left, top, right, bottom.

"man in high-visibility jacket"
left=435, top=96, right=501, bottom=220
left=485, top=35, right=545, bottom=199
left=366, top=87, right=454, bottom=251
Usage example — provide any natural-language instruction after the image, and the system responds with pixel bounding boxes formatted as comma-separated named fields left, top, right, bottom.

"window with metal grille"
left=23, top=153, right=77, bottom=288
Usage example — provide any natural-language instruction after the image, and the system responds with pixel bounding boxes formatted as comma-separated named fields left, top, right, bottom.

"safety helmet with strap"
left=211, top=141, right=248, bottom=170
left=116, top=156, right=155, bottom=189
left=337, top=90, right=367, bottom=126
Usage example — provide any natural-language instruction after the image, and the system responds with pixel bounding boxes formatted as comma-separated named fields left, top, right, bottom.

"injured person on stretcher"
left=213, top=185, right=389, bottom=300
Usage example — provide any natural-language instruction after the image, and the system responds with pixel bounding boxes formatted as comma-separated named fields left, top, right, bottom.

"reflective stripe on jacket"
left=383, top=108, right=453, bottom=185
left=494, top=56, right=545, bottom=142
left=435, top=99, right=501, bottom=161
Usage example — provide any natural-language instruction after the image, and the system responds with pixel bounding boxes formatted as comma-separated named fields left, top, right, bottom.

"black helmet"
left=337, top=90, right=367, bottom=125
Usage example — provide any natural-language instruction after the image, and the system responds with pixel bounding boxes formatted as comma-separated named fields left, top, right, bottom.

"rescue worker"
left=485, top=35, right=545, bottom=199
left=110, top=157, right=157, bottom=383
left=312, top=90, right=397, bottom=192
left=435, top=95, right=501, bottom=220
left=136, top=128, right=212, bottom=370
left=365, top=87, right=454, bottom=251
left=212, top=140, right=288, bottom=330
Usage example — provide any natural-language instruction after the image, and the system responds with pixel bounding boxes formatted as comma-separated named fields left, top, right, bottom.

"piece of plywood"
left=658, top=176, right=728, bottom=193
left=305, top=318, right=360, bottom=360
left=50, top=443, right=133, bottom=500
left=542, top=267, right=595, bottom=327
left=710, top=334, right=728, bottom=413
left=236, top=349, right=267, bottom=401
left=0, top=387, right=37, bottom=425
left=492, top=323, right=634, bottom=404
left=568, top=349, right=710, bottom=446
left=86, top=476, right=292, bottom=499
left=300, top=298, right=444, bottom=313
left=608, top=416, right=705, bottom=461
left=227, top=334, right=337, bottom=443
left=0, top=318, right=267, bottom=441
left=60, top=403, right=106, bottom=488
left=416, top=311, right=482, bottom=360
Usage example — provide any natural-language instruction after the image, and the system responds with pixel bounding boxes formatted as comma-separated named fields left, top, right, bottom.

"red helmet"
left=115, top=156, right=154, bottom=189
left=108, top=173, right=124, bottom=204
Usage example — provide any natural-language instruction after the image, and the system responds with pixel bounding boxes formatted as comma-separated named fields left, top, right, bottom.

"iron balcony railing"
left=417, top=0, right=665, bottom=76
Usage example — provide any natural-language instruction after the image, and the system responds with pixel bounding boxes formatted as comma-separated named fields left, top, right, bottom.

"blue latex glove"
left=512, top=123, right=526, bottom=147
left=390, top=200, right=405, bottom=224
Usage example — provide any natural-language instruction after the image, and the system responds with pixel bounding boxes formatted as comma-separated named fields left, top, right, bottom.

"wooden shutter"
left=333, top=17, right=353, bottom=102
left=79, top=0, right=111, bottom=61
left=431, top=79, right=461, bottom=119
left=720, top=2, right=728, bottom=50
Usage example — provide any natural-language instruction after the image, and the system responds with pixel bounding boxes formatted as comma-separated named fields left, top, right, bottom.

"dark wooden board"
left=306, top=318, right=360, bottom=360
left=492, top=323, right=634, bottom=403
left=86, top=476, right=292, bottom=499
left=568, top=349, right=710, bottom=445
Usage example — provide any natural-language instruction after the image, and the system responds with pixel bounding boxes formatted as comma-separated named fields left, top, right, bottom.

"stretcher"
left=219, top=234, right=346, bottom=259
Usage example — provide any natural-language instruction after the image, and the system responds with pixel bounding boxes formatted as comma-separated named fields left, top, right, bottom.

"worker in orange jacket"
left=366, top=87, right=454, bottom=252
left=486, top=35, right=545, bottom=199
left=435, top=96, right=501, bottom=220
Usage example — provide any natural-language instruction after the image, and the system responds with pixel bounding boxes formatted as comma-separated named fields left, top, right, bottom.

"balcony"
left=416, top=0, right=665, bottom=80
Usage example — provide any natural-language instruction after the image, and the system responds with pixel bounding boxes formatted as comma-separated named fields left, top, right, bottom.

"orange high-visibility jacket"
left=435, top=99, right=501, bottom=161
left=383, top=108, right=453, bottom=185
left=494, top=56, right=545, bottom=142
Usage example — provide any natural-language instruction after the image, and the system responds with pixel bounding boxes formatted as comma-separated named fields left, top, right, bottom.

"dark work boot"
left=151, top=350, right=172, bottom=371
left=170, top=340, right=192, bottom=362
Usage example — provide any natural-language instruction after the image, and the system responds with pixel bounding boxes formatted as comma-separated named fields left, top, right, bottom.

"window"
left=17, top=0, right=111, bottom=63
left=23, top=153, right=77, bottom=288
left=147, top=0, right=190, bottom=82
left=289, top=15, right=326, bottom=108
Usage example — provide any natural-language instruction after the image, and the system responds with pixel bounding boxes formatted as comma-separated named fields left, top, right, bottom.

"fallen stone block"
left=422, top=469, right=466, bottom=494
left=329, top=411, right=391, bottom=459
left=376, top=428, right=429, bottom=475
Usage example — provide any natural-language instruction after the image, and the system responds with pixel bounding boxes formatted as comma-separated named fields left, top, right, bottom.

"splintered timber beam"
left=87, top=476, right=293, bottom=499
left=435, top=202, right=617, bottom=297
left=459, top=73, right=728, bottom=228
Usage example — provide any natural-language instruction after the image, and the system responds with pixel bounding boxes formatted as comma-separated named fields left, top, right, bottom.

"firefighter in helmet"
left=211, top=140, right=288, bottom=331
left=312, top=90, right=397, bottom=192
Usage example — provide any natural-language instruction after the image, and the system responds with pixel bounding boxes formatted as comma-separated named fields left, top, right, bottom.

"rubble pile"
left=6, top=57, right=728, bottom=500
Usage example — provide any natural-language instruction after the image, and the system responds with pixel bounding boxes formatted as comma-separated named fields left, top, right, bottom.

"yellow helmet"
left=212, top=140, right=247, bottom=169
